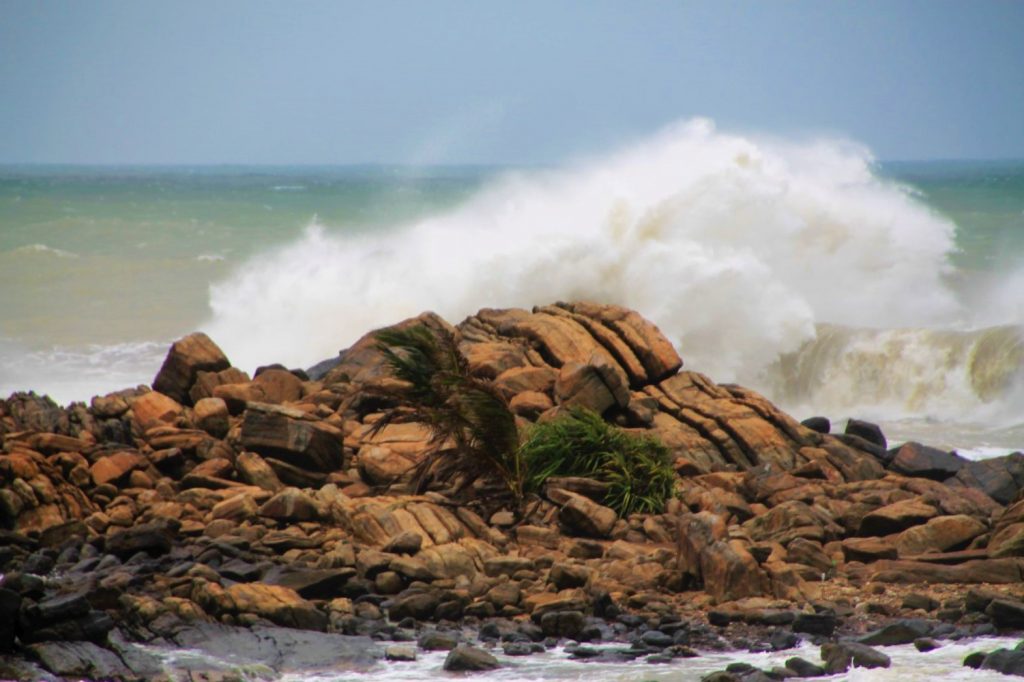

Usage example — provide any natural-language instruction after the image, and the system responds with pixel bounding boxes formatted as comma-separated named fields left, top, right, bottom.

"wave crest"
left=203, top=119, right=1016, bottom=422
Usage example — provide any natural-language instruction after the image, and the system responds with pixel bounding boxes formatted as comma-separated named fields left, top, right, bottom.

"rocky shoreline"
left=3, top=301, right=1024, bottom=681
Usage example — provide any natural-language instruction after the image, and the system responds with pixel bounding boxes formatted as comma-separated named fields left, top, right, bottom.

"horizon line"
left=2, top=156, right=1024, bottom=170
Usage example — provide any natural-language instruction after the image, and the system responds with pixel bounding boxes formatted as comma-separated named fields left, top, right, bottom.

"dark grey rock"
left=785, top=656, right=825, bottom=677
left=822, top=640, right=891, bottom=673
left=20, top=610, right=114, bottom=644
left=950, top=452, right=1024, bottom=505
left=792, top=612, right=837, bottom=636
left=105, top=520, right=177, bottom=559
left=982, top=648, right=1024, bottom=676
left=25, top=592, right=90, bottom=626
left=845, top=419, right=887, bottom=450
left=540, top=610, right=585, bottom=638
left=770, top=630, right=800, bottom=651
left=27, top=641, right=132, bottom=680
left=170, top=623, right=382, bottom=672
left=640, top=629, right=675, bottom=648
left=21, top=552, right=55, bottom=576
left=963, top=651, right=986, bottom=668
left=889, top=442, right=965, bottom=481
left=801, top=416, right=830, bottom=434
left=503, top=642, right=543, bottom=656
left=915, top=637, right=941, bottom=652
left=387, top=590, right=439, bottom=621
left=264, top=567, right=357, bottom=599
left=443, top=644, right=500, bottom=672
left=987, top=598, right=1024, bottom=629
left=0, top=589, right=22, bottom=652
left=902, top=593, right=939, bottom=611
left=858, top=619, right=932, bottom=646
left=418, top=630, right=459, bottom=651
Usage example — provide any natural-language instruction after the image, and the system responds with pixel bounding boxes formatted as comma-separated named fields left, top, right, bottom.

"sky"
left=1, top=1, right=1022, bottom=165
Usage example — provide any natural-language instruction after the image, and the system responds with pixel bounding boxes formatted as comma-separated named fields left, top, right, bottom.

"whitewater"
left=2, top=119, right=1022, bottom=452
left=203, top=120, right=1024, bottom=451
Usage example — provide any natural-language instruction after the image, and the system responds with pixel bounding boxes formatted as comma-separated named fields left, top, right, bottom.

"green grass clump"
left=520, top=406, right=675, bottom=516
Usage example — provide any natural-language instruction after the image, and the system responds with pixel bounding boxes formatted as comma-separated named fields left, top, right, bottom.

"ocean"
left=2, top=120, right=1022, bottom=456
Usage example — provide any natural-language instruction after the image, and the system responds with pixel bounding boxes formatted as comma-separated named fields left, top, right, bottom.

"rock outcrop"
left=1, top=301, right=1022, bottom=680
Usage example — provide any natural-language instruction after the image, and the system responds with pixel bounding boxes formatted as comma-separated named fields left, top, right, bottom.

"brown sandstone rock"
left=90, top=452, right=146, bottom=486
left=866, top=558, right=1024, bottom=584
left=889, top=442, right=966, bottom=481
left=701, top=540, right=771, bottom=602
left=193, top=397, right=230, bottom=438
left=241, top=404, right=343, bottom=472
left=259, top=487, right=320, bottom=521
left=558, top=302, right=682, bottom=382
left=189, top=366, right=250, bottom=405
left=555, top=489, right=617, bottom=538
left=896, top=515, right=987, bottom=557
left=493, top=366, right=557, bottom=398
left=509, top=391, right=553, bottom=418
left=988, top=522, right=1024, bottom=558
left=554, top=353, right=630, bottom=413
left=223, top=583, right=327, bottom=631
left=859, top=499, right=939, bottom=536
left=210, top=493, right=258, bottom=521
left=131, top=391, right=184, bottom=431
left=743, top=500, right=842, bottom=545
left=153, top=332, right=231, bottom=405
left=841, top=537, right=899, bottom=563
left=235, top=451, right=284, bottom=492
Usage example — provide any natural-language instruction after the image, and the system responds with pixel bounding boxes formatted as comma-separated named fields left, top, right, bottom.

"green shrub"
left=519, top=407, right=675, bottom=516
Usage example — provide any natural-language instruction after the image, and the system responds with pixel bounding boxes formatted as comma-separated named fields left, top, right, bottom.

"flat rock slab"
left=169, top=623, right=382, bottom=673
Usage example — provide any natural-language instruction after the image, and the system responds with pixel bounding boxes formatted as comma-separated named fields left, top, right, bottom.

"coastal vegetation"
left=373, top=324, right=676, bottom=515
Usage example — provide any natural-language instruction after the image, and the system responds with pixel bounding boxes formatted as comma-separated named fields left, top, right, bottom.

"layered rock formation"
left=2, top=302, right=1023, bottom=680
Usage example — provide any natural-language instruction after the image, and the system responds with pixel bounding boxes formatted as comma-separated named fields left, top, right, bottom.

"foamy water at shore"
left=2, top=121, right=1022, bottom=453
left=138, top=637, right=1019, bottom=682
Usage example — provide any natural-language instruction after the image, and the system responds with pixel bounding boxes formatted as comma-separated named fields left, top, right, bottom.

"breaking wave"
left=203, top=118, right=1023, bottom=431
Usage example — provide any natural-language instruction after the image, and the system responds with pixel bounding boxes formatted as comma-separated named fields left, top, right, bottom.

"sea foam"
left=203, top=119, right=1022, bottom=427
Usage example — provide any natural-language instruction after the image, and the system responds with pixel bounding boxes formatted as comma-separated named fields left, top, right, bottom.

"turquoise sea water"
left=1, top=128, right=1022, bottom=452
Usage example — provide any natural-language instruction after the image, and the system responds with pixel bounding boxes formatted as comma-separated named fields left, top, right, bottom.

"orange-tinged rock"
left=193, top=397, right=229, bottom=438
left=224, top=583, right=327, bottom=631
left=90, top=451, right=146, bottom=486
left=896, top=515, right=987, bottom=557
left=153, top=332, right=231, bottom=405
left=132, top=391, right=184, bottom=431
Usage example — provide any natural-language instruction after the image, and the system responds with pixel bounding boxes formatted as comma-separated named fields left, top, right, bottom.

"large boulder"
left=212, top=583, right=327, bottom=631
left=701, top=540, right=771, bottom=603
left=949, top=452, right=1024, bottom=505
left=895, top=515, right=987, bottom=556
left=89, top=451, right=146, bottom=486
left=858, top=498, right=938, bottom=536
left=152, top=332, right=231, bottom=405
left=888, top=442, right=965, bottom=480
left=241, top=404, right=343, bottom=472
left=821, top=640, right=890, bottom=673
left=354, top=422, right=432, bottom=486
left=443, top=645, right=500, bottom=672
left=554, top=354, right=630, bottom=413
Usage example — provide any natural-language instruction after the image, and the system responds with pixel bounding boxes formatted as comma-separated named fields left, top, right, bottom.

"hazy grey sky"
left=1, top=1, right=1022, bottom=164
